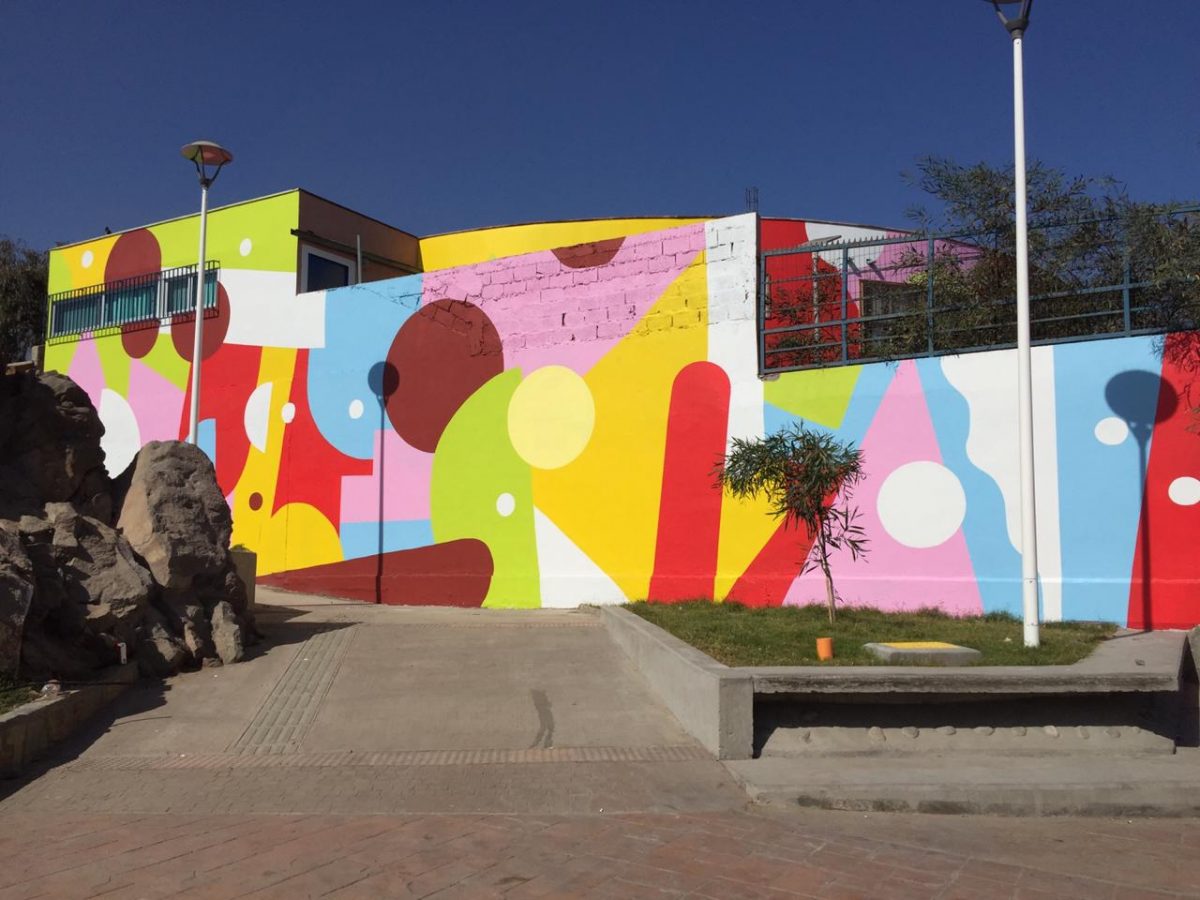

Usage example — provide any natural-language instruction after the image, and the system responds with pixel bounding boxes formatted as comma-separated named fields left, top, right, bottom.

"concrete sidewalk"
left=0, top=588, right=744, bottom=816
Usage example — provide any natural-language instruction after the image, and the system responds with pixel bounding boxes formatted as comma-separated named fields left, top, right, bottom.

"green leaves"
left=715, top=424, right=869, bottom=622
left=0, top=236, right=48, bottom=368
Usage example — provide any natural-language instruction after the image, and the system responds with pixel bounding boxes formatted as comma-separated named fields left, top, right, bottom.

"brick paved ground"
left=1, top=808, right=1198, bottom=899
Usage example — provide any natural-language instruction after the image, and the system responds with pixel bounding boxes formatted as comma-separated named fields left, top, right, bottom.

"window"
left=301, top=246, right=356, bottom=292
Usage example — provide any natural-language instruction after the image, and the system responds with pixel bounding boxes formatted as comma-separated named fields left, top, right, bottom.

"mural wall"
left=45, top=213, right=1200, bottom=628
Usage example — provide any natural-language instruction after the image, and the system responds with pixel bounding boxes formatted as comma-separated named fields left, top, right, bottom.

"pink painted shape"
left=65, top=338, right=106, bottom=406
left=784, top=360, right=984, bottom=616
left=127, top=359, right=185, bottom=444
left=340, top=428, right=433, bottom=523
left=421, top=225, right=707, bottom=376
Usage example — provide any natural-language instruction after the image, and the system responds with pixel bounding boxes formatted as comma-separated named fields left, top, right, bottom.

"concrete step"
left=725, top=748, right=1200, bottom=817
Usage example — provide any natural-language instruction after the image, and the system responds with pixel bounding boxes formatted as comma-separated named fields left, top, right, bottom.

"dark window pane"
left=306, top=253, right=350, bottom=291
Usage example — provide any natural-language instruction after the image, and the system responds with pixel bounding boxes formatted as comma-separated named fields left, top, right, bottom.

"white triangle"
left=533, top=508, right=627, bottom=608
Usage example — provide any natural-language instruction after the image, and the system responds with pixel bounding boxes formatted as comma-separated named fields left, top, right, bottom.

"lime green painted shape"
left=94, top=333, right=132, bottom=396
left=430, top=369, right=540, bottom=608
left=148, top=191, right=299, bottom=273
left=764, top=365, right=863, bottom=429
left=140, top=330, right=190, bottom=389
left=43, top=338, right=79, bottom=376
left=47, top=250, right=74, bottom=296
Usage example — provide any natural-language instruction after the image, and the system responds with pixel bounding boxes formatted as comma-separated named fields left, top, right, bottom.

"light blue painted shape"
left=339, top=519, right=435, bottom=561
left=307, top=275, right=423, bottom=460
left=197, top=418, right=217, bottom=466
left=918, top=357, right=1021, bottom=617
left=1053, top=336, right=1161, bottom=624
left=762, top=364, right=896, bottom=447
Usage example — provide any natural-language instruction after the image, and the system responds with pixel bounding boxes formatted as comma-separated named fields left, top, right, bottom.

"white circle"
left=239, top=238, right=252, bottom=257
left=877, top=461, right=966, bottom=549
left=1094, top=416, right=1129, bottom=446
left=496, top=493, right=516, bottom=517
left=281, top=402, right=296, bottom=424
left=1167, top=476, right=1200, bottom=506
left=81, top=250, right=94, bottom=268
left=348, top=398, right=364, bottom=420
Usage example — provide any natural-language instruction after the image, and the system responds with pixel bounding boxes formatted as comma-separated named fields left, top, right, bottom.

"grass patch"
left=0, top=677, right=38, bottom=715
left=624, top=600, right=1117, bottom=667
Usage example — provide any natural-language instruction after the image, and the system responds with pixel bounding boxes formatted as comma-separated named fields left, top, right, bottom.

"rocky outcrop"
left=0, top=527, right=34, bottom=679
left=0, top=371, right=255, bottom=681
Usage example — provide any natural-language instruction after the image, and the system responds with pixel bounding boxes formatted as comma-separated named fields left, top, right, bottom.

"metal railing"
left=759, top=209, right=1199, bottom=373
left=47, top=261, right=220, bottom=340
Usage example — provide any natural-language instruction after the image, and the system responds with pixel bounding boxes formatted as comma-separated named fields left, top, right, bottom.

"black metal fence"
left=760, top=209, right=1199, bottom=373
left=47, top=261, right=220, bottom=340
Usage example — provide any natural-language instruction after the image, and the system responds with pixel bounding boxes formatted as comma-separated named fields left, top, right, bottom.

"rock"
left=114, top=442, right=231, bottom=592
left=0, top=526, right=34, bottom=678
left=0, top=371, right=107, bottom=506
left=210, top=601, right=244, bottom=665
left=138, top=606, right=187, bottom=678
left=43, top=504, right=154, bottom=646
left=160, top=592, right=216, bottom=663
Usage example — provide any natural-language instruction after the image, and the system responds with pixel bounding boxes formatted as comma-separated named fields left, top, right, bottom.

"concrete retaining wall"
left=601, top=607, right=752, bottom=759
left=0, top=662, right=138, bottom=778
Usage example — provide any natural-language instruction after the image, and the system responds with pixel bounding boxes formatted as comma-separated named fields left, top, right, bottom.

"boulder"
left=114, top=441, right=231, bottom=592
left=210, top=601, right=245, bottom=665
left=0, top=526, right=34, bottom=678
left=0, top=371, right=108, bottom=506
left=138, top=606, right=188, bottom=678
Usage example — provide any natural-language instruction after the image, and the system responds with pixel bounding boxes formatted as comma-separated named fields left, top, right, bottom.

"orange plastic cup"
left=816, top=637, right=834, bottom=661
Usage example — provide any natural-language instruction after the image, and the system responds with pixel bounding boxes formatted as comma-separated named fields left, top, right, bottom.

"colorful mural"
left=45, top=211, right=1200, bottom=627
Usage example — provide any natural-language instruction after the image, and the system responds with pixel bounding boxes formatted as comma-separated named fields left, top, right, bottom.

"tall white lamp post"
left=984, top=0, right=1039, bottom=647
left=180, top=140, right=233, bottom=445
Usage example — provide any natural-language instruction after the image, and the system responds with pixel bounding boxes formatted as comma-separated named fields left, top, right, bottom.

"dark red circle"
left=384, top=299, right=504, bottom=452
left=171, top=281, right=231, bottom=361
left=248, top=492, right=263, bottom=511
left=120, top=321, right=159, bottom=358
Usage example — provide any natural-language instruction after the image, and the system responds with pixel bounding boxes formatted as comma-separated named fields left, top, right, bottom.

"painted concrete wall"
left=44, top=213, right=1200, bottom=627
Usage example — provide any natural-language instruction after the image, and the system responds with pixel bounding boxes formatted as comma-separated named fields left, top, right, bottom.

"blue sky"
left=2, top=1, right=1197, bottom=249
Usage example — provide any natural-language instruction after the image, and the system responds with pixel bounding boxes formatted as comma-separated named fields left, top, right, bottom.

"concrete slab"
left=863, top=641, right=982, bottom=666
left=725, top=748, right=1200, bottom=816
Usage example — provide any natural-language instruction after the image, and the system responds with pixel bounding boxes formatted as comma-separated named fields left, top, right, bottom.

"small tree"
left=716, top=425, right=867, bottom=623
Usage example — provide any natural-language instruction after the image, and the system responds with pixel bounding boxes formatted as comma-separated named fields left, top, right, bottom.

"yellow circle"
left=507, top=365, right=595, bottom=469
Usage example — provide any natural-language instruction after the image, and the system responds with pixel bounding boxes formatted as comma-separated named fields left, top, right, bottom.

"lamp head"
left=982, top=0, right=1032, bottom=36
left=181, top=140, right=233, bottom=187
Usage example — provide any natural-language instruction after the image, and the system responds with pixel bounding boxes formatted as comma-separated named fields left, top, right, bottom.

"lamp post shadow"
left=1105, top=370, right=1179, bottom=632
left=367, top=361, right=400, bottom=605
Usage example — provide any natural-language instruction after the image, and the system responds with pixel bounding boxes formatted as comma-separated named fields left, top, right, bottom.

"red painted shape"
left=120, top=321, right=158, bottom=358
left=259, top=539, right=493, bottom=607
left=104, top=229, right=161, bottom=282
left=171, top=282, right=231, bottom=361
left=177, top=340, right=261, bottom=497
left=724, top=518, right=818, bottom=608
left=648, top=362, right=730, bottom=602
left=1127, top=332, right=1200, bottom=629
left=271, top=350, right=372, bottom=523
left=759, top=218, right=862, bottom=367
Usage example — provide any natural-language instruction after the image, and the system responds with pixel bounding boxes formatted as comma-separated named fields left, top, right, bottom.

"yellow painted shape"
left=713, top=490, right=785, bottom=601
left=230, top=347, right=299, bottom=564
left=764, top=365, right=863, bottom=428
left=420, top=217, right=708, bottom=270
left=508, top=365, right=596, bottom=469
left=51, top=235, right=119, bottom=294
left=531, top=252, right=708, bottom=600
left=881, top=641, right=963, bottom=650
left=256, top=503, right=343, bottom=576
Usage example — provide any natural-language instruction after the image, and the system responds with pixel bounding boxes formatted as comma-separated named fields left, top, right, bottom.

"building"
left=44, top=192, right=1200, bottom=628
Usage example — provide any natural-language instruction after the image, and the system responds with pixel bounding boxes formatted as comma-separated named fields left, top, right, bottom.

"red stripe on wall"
left=648, top=362, right=730, bottom=603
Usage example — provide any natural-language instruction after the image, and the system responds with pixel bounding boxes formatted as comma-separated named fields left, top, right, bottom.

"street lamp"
left=983, top=0, right=1039, bottom=648
left=180, top=140, right=233, bottom=446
